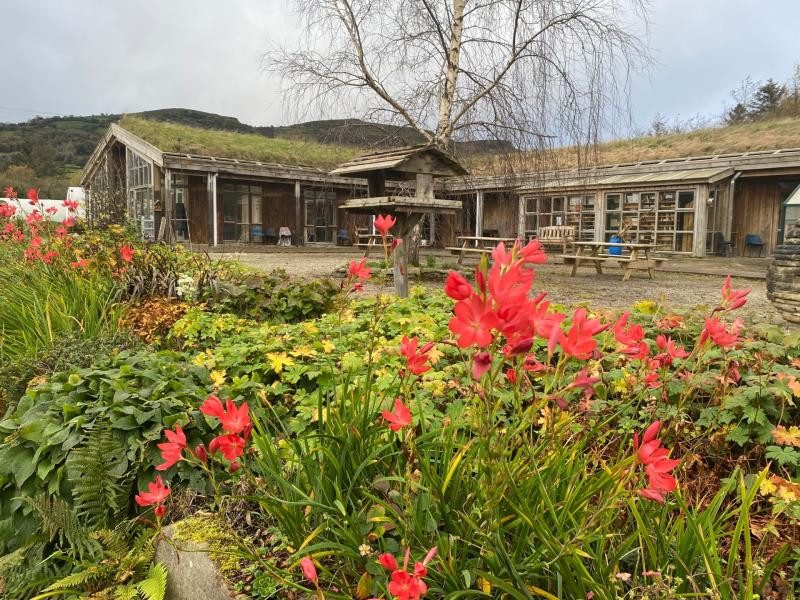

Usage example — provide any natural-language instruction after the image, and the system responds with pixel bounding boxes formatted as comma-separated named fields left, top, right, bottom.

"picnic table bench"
left=446, top=235, right=518, bottom=264
left=559, top=241, right=669, bottom=281
left=535, top=225, right=575, bottom=253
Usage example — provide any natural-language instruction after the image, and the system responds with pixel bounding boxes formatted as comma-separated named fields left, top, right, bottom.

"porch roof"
left=519, top=166, right=734, bottom=194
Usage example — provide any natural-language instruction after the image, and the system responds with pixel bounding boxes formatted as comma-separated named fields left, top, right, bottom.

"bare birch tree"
left=268, top=0, right=650, bottom=157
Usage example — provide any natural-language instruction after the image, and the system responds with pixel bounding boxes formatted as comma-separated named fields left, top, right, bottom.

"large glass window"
left=220, top=183, right=262, bottom=242
left=604, top=189, right=695, bottom=252
left=173, top=174, right=189, bottom=241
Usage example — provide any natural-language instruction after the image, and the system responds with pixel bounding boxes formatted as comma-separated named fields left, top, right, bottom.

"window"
left=604, top=189, right=695, bottom=252
left=126, top=149, right=154, bottom=240
left=220, top=183, right=262, bottom=242
left=173, top=174, right=189, bottom=241
left=524, top=194, right=595, bottom=240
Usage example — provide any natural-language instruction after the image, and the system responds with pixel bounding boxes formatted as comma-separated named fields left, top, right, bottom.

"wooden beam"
left=693, top=183, right=709, bottom=257
left=294, top=180, right=302, bottom=246
left=475, top=190, right=484, bottom=238
left=163, top=167, right=173, bottom=244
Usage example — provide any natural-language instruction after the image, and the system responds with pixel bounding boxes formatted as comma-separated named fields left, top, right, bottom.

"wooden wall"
left=482, top=191, right=519, bottom=237
left=731, top=177, right=783, bottom=256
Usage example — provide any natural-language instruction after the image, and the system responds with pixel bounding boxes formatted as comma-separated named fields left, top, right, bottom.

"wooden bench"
left=446, top=235, right=518, bottom=265
left=536, top=226, right=575, bottom=253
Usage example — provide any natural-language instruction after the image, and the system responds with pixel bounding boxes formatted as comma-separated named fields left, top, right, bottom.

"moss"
left=170, top=514, right=244, bottom=578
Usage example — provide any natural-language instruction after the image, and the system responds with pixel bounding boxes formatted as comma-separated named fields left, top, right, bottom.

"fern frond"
left=0, top=546, right=28, bottom=575
left=135, top=563, right=168, bottom=600
left=40, top=565, right=101, bottom=592
left=67, top=426, right=130, bottom=530
left=21, top=496, right=99, bottom=559
left=114, top=583, right=140, bottom=600
left=91, top=528, right=128, bottom=558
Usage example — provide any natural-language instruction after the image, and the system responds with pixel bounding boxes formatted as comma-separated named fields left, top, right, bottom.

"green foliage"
left=0, top=330, right=142, bottom=415
left=201, top=268, right=339, bottom=322
left=0, top=349, right=237, bottom=556
left=0, top=260, right=120, bottom=362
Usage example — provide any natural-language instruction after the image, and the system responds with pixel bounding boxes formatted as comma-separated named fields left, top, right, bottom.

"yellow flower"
left=759, top=478, right=777, bottom=497
left=303, top=322, right=319, bottom=335
left=291, top=345, right=318, bottom=358
left=321, top=340, right=336, bottom=354
left=266, top=352, right=294, bottom=373
left=776, top=485, right=797, bottom=503
left=210, top=369, right=226, bottom=387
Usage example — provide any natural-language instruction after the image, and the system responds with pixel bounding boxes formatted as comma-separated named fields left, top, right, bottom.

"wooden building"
left=81, top=122, right=800, bottom=257
left=81, top=123, right=369, bottom=246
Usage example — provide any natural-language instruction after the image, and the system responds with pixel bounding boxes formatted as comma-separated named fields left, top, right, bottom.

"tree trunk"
left=434, top=0, right=467, bottom=146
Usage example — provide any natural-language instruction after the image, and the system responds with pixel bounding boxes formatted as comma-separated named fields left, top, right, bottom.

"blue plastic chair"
left=744, top=233, right=765, bottom=257
left=250, top=225, right=264, bottom=243
left=337, top=229, right=351, bottom=245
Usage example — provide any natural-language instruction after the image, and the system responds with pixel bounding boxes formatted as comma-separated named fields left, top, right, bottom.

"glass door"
left=304, top=191, right=337, bottom=242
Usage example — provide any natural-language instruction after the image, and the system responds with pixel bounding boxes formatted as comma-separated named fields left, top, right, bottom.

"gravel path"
left=221, top=250, right=783, bottom=326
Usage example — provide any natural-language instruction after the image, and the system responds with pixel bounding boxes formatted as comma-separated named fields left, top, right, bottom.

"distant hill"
left=0, top=107, right=513, bottom=196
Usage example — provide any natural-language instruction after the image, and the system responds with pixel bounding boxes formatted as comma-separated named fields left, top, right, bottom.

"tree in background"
left=750, top=78, right=787, bottom=118
left=269, top=0, right=650, bottom=153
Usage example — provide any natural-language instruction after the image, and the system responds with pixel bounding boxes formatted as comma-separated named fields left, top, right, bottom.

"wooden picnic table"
left=559, top=241, right=669, bottom=281
left=447, top=235, right=518, bottom=264
left=355, top=232, right=393, bottom=257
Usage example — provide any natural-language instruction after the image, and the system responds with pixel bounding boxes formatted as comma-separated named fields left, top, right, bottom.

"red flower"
left=42, top=250, right=59, bottom=264
left=374, top=214, right=396, bottom=236
left=472, top=351, right=493, bottom=379
left=506, top=368, right=517, bottom=384
left=299, top=556, right=318, bottom=585
left=718, top=275, right=750, bottom=312
left=449, top=296, right=498, bottom=348
left=0, top=203, right=16, bottom=218
left=379, top=553, right=398, bottom=571
left=400, top=336, right=433, bottom=376
left=3, top=186, right=16, bottom=199
left=120, top=245, right=135, bottom=263
left=633, top=421, right=681, bottom=503
left=135, top=476, right=171, bottom=509
left=388, top=570, right=427, bottom=599
left=155, top=425, right=187, bottom=471
left=559, top=308, right=607, bottom=360
left=568, top=368, right=601, bottom=400
left=62, top=199, right=80, bottom=211
left=71, top=259, right=89, bottom=269
left=45, top=206, right=58, bottom=216
left=348, top=257, right=372, bottom=282
left=26, top=188, right=39, bottom=205
left=210, top=433, right=246, bottom=461
left=62, top=217, right=76, bottom=228
left=26, top=212, right=43, bottom=224
left=653, top=335, right=689, bottom=367
left=200, top=395, right=251, bottom=434
left=194, top=443, right=208, bottom=463
left=382, top=398, right=412, bottom=432
left=699, top=317, right=742, bottom=349
left=444, top=271, right=472, bottom=300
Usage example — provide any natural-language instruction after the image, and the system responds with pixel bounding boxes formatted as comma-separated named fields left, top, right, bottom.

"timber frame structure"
left=82, top=122, right=800, bottom=257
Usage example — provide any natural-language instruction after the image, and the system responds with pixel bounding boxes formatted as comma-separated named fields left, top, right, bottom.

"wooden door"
left=187, top=176, right=209, bottom=244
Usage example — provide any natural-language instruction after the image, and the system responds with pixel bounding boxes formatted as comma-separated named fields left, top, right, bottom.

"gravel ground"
left=221, top=250, right=784, bottom=326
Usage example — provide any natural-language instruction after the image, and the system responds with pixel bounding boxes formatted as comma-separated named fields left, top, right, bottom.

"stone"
left=766, top=218, right=800, bottom=326
left=154, top=519, right=246, bottom=600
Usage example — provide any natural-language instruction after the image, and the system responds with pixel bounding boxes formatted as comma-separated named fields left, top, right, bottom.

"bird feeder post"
left=330, top=145, right=468, bottom=298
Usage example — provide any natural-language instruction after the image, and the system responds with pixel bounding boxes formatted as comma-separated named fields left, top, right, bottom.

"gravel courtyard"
left=219, top=249, right=784, bottom=325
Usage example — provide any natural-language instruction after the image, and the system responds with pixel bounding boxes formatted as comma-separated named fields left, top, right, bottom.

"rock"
left=766, top=218, right=800, bottom=326
left=155, top=519, right=246, bottom=600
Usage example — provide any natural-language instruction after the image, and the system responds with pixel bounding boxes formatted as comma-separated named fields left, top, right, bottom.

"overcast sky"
left=1, top=0, right=799, bottom=134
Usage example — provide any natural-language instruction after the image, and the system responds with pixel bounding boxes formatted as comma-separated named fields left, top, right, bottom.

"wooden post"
left=594, top=193, right=605, bottom=242
left=163, top=168, right=173, bottom=244
left=207, top=173, right=214, bottom=247
left=694, top=183, right=709, bottom=257
left=294, top=180, right=302, bottom=246
left=475, top=190, right=484, bottom=238
left=517, top=195, right=526, bottom=239
left=393, top=232, right=409, bottom=298
left=428, top=213, right=436, bottom=246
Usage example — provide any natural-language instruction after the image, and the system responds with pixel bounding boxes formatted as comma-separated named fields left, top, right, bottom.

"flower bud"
left=194, top=444, right=208, bottom=463
left=229, top=461, right=241, bottom=473
left=154, top=504, right=166, bottom=518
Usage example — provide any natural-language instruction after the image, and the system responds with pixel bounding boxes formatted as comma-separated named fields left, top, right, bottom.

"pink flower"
left=299, top=556, right=318, bottom=585
left=26, top=188, right=40, bottom=205
left=374, top=214, right=396, bottom=236
left=444, top=271, right=472, bottom=301
left=120, top=245, right=135, bottom=263
left=472, top=351, right=493, bottom=379
left=559, top=308, right=607, bottom=360
left=699, top=317, right=742, bottom=349
left=633, top=421, right=681, bottom=503
left=155, top=425, right=187, bottom=471
left=382, top=398, right=412, bottom=432
left=348, top=257, right=372, bottom=282
left=449, top=296, right=498, bottom=348
left=400, top=335, right=432, bottom=375
left=209, top=433, right=245, bottom=461
left=718, top=275, right=750, bottom=312
left=200, top=395, right=251, bottom=434
left=135, top=476, right=171, bottom=512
